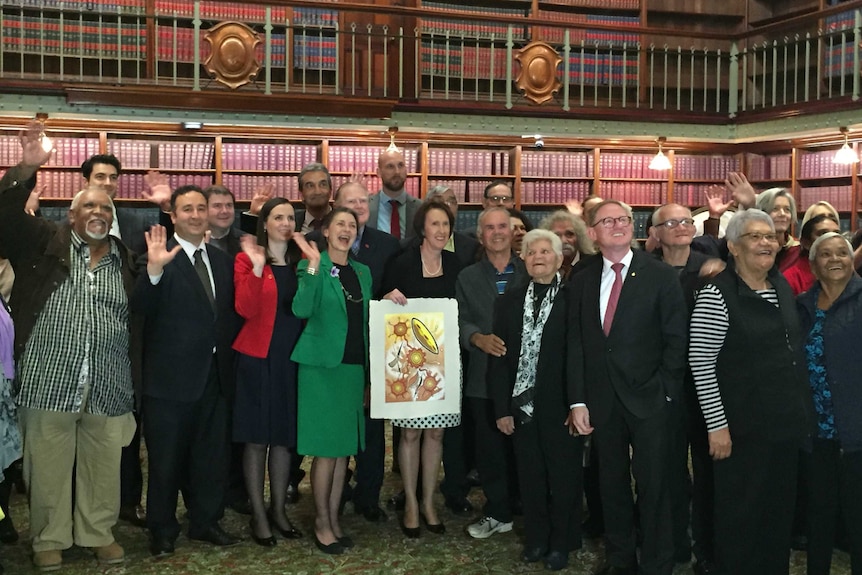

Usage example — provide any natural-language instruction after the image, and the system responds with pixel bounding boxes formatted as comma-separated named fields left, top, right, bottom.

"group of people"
left=0, top=118, right=859, bottom=575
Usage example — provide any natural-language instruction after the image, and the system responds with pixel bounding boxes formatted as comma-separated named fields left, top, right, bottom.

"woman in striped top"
left=689, top=209, right=812, bottom=575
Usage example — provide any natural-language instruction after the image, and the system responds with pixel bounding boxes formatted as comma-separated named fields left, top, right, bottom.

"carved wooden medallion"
left=515, top=42, right=562, bottom=105
left=204, top=21, right=261, bottom=89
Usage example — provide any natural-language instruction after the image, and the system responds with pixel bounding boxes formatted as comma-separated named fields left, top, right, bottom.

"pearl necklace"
left=422, top=255, right=442, bottom=277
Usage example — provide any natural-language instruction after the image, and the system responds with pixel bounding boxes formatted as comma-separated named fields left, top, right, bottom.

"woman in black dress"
left=232, top=198, right=304, bottom=546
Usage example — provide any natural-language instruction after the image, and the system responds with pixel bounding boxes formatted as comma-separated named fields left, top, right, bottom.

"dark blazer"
left=404, top=231, right=479, bottom=270
left=307, top=225, right=401, bottom=298
left=132, top=238, right=240, bottom=402
left=367, top=192, right=422, bottom=240
left=567, top=250, right=688, bottom=426
left=488, top=280, right=572, bottom=425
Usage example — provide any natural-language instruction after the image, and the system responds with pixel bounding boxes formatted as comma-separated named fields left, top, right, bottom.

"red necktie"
left=603, top=262, right=623, bottom=336
left=389, top=199, right=401, bottom=240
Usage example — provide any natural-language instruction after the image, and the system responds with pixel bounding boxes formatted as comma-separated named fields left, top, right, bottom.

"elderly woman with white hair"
left=797, top=231, right=862, bottom=575
left=689, top=209, right=812, bottom=575
left=488, top=229, right=583, bottom=571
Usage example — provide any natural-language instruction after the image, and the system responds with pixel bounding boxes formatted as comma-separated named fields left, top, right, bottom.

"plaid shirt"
left=17, top=231, right=133, bottom=416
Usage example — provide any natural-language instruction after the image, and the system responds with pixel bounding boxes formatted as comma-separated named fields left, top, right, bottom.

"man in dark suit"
left=367, top=148, right=421, bottom=240
left=568, top=200, right=688, bottom=575
left=132, top=185, right=241, bottom=557
left=308, top=181, right=400, bottom=521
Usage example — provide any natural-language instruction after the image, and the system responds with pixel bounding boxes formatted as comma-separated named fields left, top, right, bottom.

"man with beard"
left=541, top=210, right=594, bottom=279
left=0, top=123, right=138, bottom=571
left=368, top=148, right=421, bottom=240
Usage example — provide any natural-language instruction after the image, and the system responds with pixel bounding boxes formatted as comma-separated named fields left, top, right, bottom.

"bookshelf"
left=1, top=119, right=860, bottom=234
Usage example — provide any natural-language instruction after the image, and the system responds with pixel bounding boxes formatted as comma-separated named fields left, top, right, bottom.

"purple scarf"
left=0, top=300, right=13, bottom=380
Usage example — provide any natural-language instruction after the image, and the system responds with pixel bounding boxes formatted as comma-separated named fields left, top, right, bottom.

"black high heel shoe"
left=420, top=513, right=445, bottom=535
left=248, top=520, right=277, bottom=547
left=314, top=534, right=344, bottom=555
left=400, top=517, right=420, bottom=539
left=268, top=510, right=303, bottom=539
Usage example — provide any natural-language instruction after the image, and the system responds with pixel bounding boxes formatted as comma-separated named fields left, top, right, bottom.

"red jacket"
left=232, top=252, right=278, bottom=358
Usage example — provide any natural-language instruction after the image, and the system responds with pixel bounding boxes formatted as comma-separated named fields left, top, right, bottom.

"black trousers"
left=352, top=414, right=385, bottom=509
left=120, top=410, right=143, bottom=507
left=512, top=416, right=583, bottom=553
left=666, top=398, right=692, bottom=562
left=469, top=397, right=518, bottom=523
left=713, top=436, right=797, bottom=575
left=144, top=364, right=229, bottom=541
left=440, top=412, right=469, bottom=503
left=804, top=438, right=862, bottom=575
left=593, top=397, right=673, bottom=575
left=686, top=399, right=714, bottom=565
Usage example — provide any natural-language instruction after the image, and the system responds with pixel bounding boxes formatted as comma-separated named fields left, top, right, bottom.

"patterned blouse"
left=804, top=296, right=837, bottom=440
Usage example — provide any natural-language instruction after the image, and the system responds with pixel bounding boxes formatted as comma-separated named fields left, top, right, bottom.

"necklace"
left=335, top=264, right=363, bottom=303
left=422, top=255, right=442, bottom=277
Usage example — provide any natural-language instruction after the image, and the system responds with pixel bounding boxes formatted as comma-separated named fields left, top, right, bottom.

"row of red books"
left=33, top=170, right=84, bottom=198
left=799, top=185, right=853, bottom=212
left=521, top=151, right=592, bottom=178
left=421, top=46, right=515, bottom=79
left=45, top=138, right=100, bottom=168
left=107, top=140, right=152, bottom=170
left=599, top=181, right=667, bottom=205
left=328, top=146, right=420, bottom=174
left=427, top=149, right=508, bottom=176
left=673, top=156, right=741, bottom=181
left=222, top=143, right=318, bottom=172
left=153, top=1, right=289, bottom=22
left=156, top=143, right=214, bottom=170
left=674, top=184, right=726, bottom=208
left=599, top=153, right=669, bottom=179
left=521, top=181, right=591, bottom=203
left=746, top=154, right=792, bottom=181
left=799, top=149, right=857, bottom=179
left=221, top=175, right=303, bottom=201
left=541, top=0, right=640, bottom=9
left=155, top=27, right=206, bottom=63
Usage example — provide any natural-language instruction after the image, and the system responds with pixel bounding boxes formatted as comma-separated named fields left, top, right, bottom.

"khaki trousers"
left=19, top=407, right=135, bottom=552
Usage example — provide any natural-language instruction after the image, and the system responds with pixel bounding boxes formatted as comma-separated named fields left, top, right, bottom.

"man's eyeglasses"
left=655, top=218, right=695, bottom=229
left=592, top=216, right=632, bottom=228
left=486, top=195, right=513, bottom=204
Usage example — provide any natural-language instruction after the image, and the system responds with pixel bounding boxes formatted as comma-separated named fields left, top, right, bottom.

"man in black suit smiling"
left=132, top=185, right=241, bottom=557
left=568, top=200, right=688, bottom=575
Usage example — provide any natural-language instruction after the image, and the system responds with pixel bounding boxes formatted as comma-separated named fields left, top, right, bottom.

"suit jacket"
left=367, top=192, right=422, bottom=240
left=290, top=251, right=372, bottom=368
left=307, top=226, right=401, bottom=298
left=567, top=250, right=688, bottom=426
left=487, top=280, right=571, bottom=426
left=131, top=238, right=240, bottom=402
left=232, top=252, right=281, bottom=358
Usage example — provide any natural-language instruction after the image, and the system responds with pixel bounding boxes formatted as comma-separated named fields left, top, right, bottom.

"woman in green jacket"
left=291, top=207, right=372, bottom=555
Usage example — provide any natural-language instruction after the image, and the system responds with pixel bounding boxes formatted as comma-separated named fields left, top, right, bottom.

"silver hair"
left=70, top=186, right=115, bottom=210
left=475, top=206, right=511, bottom=238
left=539, top=209, right=595, bottom=255
left=426, top=185, right=453, bottom=200
left=756, top=187, right=797, bottom=222
left=725, top=209, right=774, bottom=243
left=297, top=162, right=331, bottom=189
left=809, top=231, right=854, bottom=261
left=651, top=203, right=691, bottom=227
left=521, top=228, right=563, bottom=258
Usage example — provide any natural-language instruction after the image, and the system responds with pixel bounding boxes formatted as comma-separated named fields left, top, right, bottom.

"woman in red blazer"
left=233, top=197, right=310, bottom=546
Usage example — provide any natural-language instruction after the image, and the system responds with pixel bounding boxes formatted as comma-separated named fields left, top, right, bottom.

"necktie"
left=603, top=262, right=623, bottom=336
left=389, top=199, right=401, bottom=240
left=193, top=249, right=215, bottom=308
left=310, top=219, right=323, bottom=231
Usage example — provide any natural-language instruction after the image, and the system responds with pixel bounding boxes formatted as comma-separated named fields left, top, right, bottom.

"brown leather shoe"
left=94, top=542, right=125, bottom=565
left=32, top=550, right=62, bottom=572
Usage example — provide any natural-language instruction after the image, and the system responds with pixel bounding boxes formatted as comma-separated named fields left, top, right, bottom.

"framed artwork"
left=369, top=298, right=461, bottom=420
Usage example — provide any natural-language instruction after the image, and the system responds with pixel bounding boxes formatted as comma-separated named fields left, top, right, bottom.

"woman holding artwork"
left=382, top=198, right=463, bottom=538
left=487, top=229, right=582, bottom=572
left=291, top=207, right=372, bottom=555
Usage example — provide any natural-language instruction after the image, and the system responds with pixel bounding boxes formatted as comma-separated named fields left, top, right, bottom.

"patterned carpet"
left=0, top=449, right=852, bottom=574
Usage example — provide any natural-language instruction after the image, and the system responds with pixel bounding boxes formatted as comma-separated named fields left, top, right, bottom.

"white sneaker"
left=467, top=516, right=513, bottom=539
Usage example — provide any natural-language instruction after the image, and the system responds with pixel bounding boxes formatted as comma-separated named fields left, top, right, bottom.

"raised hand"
left=565, top=198, right=584, bottom=218
left=704, top=184, right=734, bottom=218
left=142, top=171, right=172, bottom=209
left=292, top=232, right=320, bottom=269
left=249, top=183, right=274, bottom=216
left=347, top=171, right=368, bottom=187
left=240, top=234, right=266, bottom=275
left=144, top=224, right=181, bottom=277
left=19, top=120, right=53, bottom=169
left=724, top=172, right=756, bottom=210
left=24, top=182, right=47, bottom=216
